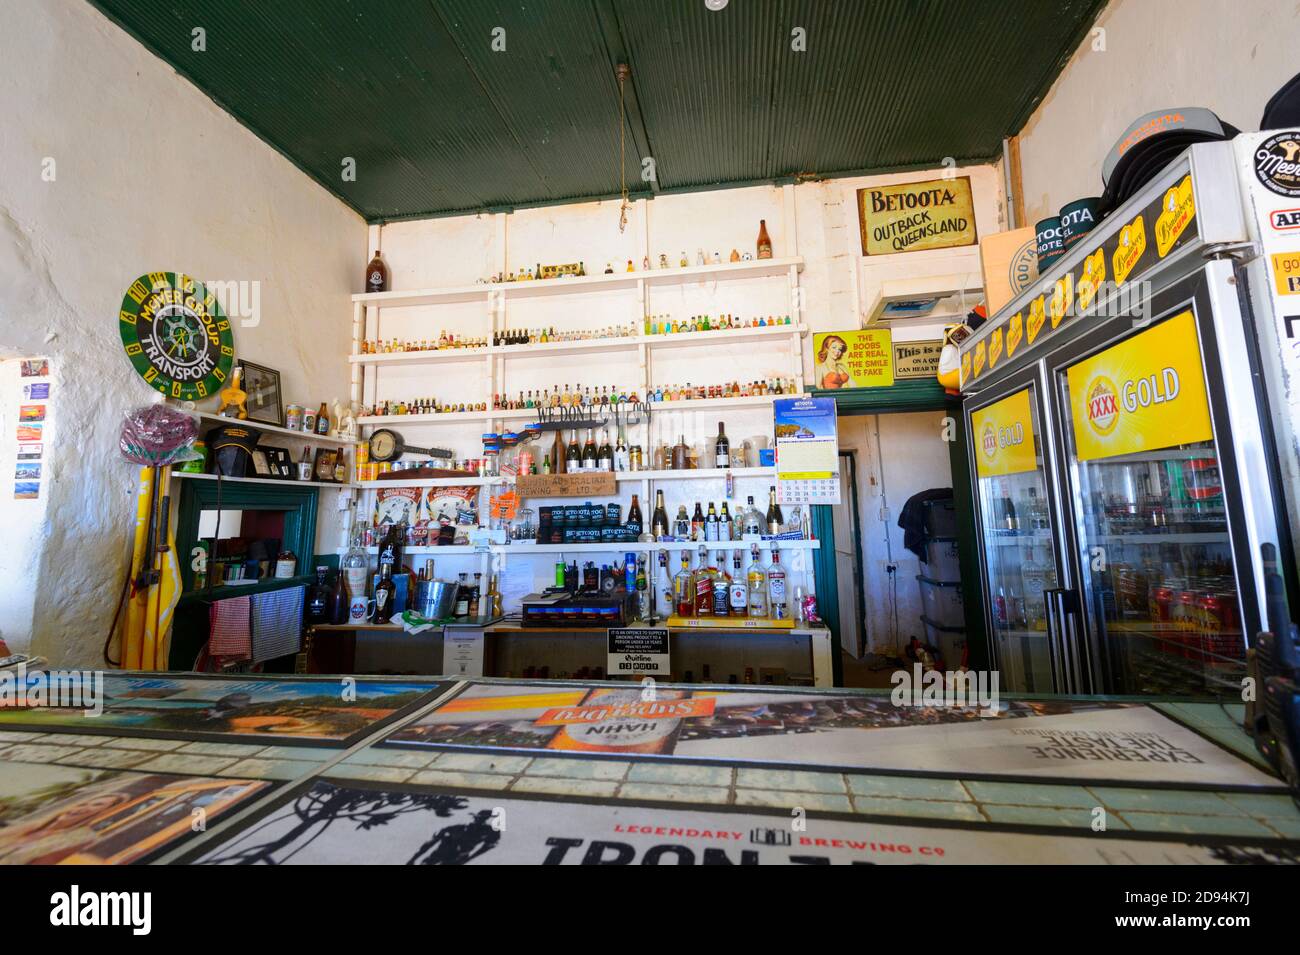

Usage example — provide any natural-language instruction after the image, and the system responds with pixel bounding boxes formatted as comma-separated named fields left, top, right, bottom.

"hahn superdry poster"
left=190, top=778, right=1297, bottom=865
left=381, top=684, right=1280, bottom=789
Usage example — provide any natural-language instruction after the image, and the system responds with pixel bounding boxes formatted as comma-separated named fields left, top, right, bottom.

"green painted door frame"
left=811, top=380, right=988, bottom=682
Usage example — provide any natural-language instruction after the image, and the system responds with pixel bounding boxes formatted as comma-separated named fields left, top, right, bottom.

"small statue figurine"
left=217, top=366, right=248, bottom=419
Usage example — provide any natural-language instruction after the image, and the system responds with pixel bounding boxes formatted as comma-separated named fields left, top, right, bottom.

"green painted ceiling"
left=90, top=0, right=1105, bottom=222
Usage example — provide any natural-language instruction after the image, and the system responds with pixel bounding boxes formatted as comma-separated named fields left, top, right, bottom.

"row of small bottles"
left=670, top=545, right=788, bottom=620
left=649, top=379, right=796, bottom=401
left=495, top=384, right=637, bottom=411
left=644, top=313, right=794, bottom=335
left=650, top=488, right=786, bottom=541
left=367, top=398, right=490, bottom=416
left=494, top=325, right=637, bottom=346
left=360, top=334, right=488, bottom=354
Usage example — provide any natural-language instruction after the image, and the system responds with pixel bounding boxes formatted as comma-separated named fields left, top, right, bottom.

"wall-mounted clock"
left=119, top=272, right=234, bottom=400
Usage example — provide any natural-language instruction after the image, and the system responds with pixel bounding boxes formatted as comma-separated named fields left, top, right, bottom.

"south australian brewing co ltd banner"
left=858, top=176, right=977, bottom=256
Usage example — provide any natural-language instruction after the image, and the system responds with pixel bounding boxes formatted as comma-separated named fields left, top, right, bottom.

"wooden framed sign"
left=892, top=339, right=945, bottom=379
left=516, top=472, right=616, bottom=498
left=858, top=176, right=977, bottom=256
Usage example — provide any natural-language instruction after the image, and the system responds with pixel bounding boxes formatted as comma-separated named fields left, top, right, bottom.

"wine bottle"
left=597, top=429, right=613, bottom=471
left=651, top=490, right=669, bottom=540
left=766, top=485, right=784, bottom=534
left=581, top=429, right=598, bottom=471
left=565, top=431, right=581, bottom=472
left=715, top=421, right=730, bottom=468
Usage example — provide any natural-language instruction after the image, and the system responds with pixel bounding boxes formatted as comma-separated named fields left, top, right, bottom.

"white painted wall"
left=1017, top=0, right=1300, bottom=221
left=0, top=1, right=364, bottom=664
left=0, top=357, right=51, bottom=652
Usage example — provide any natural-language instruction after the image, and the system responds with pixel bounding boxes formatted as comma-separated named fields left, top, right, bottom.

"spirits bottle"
left=674, top=505, right=691, bottom=539
left=693, top=547, right=714, bottom=616
left=728, top=552, right=748, bottom=616
left=342, top=528, right=369, bottom=599
left=747, top=547, right=769, bottom=618
left=298, top=446, right=313, bottom=481
left=712, top=551, right=731, bottom=616
left=691, top=502, right=705, bottom=541
left=767, top=549, right=788, bottom=620
left=705, top=502, right=720, bottom=542
left=742, top=496, right=763, bottom=536
left=581, top=429, right=598, bottom=471
left=674, top=552, right=694, bottom=617
left=307, top=567, right=331, bottom=623
left=719, top=501, right=733, bottom=541
left=454, top=572, right=470, bottom=616
left=766, top=485, right=784, bottom=534
left=651, top=490, right=669, bottom=540
left=715, top=421, right=730, bottom=468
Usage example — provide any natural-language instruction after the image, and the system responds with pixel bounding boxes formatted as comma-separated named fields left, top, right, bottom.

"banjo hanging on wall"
left=118, top=272, right=234, bottom=401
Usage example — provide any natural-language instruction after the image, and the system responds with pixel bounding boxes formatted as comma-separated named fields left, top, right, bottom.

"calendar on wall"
left=773, top=396, right=841, bottom=506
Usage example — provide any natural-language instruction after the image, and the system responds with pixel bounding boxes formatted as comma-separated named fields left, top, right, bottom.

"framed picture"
left=238, top=361, right=283, bottom=427
left=264, top=447, right=293, bottom=479
left=313, top=448, right=338, bottom=483
left=250, top=449, right=272, bottom=477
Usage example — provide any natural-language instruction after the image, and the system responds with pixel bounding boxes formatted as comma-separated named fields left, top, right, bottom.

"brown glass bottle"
left=365, top=250, right=389, bottom=293
left=374, top=563, right=397, bottom=624
left=756, top=219, right=773, bottom=260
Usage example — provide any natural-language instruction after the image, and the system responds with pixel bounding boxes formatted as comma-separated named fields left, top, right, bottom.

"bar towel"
left=208, top=596, right=252, bottom=661
left=251, top=586, right=304, bottom=663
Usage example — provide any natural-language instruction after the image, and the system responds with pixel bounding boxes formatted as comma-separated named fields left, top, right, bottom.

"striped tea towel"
left=209, top=596, right=252, bottom=660
left=251, top=586, right=304, bottom=663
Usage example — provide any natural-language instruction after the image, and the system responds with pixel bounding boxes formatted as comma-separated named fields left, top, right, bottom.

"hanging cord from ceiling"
left=615, top=63, right=630, bottom=233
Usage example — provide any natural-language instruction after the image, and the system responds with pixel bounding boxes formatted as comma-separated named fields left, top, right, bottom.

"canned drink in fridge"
left=1199, top=590, right=1243, bottom=667
left=1150, top=585, right=1175, bottom=653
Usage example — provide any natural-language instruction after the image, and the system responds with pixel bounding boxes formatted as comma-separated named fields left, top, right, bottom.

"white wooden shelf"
left=345, top=539, right=818, bottom=556
left=350, top=324, right=806, bottom=368
left=190, top=411, right=353, bottom=446
left=172, top=471, right=351, bottom=490
left=352, top=257, right=804, bottom=309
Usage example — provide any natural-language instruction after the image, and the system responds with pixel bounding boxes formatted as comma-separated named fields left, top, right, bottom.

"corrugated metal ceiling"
left=89, top=0, right=1104, bottom=221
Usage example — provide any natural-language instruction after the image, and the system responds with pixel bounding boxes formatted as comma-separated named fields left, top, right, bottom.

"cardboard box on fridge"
left=979, top=226, right=1038, bottom=315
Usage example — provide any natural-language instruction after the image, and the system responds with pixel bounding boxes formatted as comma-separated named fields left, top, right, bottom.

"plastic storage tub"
left=920, top=615, right=966, bottom=669
left=921, top=537, right=960, bottom=581
left=921, top=498, right=958, bottom=538
left=917, top=575, right=964, bottom=628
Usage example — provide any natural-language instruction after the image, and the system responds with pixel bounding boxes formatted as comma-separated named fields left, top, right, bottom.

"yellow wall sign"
left=1272, top=251, right=1300, bottom=296
left=971, top=388, right=1038, bottom=478
left=858, top=176, right=978, bottom=256
left=813, top=329, right=894, bottom=389
left=1066, top=310, right=1213, bottom=462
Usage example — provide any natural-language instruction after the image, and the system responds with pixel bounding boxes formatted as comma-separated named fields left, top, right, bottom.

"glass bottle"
left=691, top=502, right=705, bottom=541
left=693, top=546, right=714, bottom=616
left=343, top=529, right=369, bottom=599
left=365, top=250, right=389, bottom=293
left=581, top=429, right=598, bottom=471
left=719, top=501, right=734, bottom=541
left=672, top=435, right=689, bottom=471
left=597, top=429, right=613, bottom=471
left=715, top=421, right=730, bottom=468
left=705, top=502, right=720, bottom=542
left=742, top=496, right=763, bottom=536
left=674, top=552, right=694, bottom=617
left=766, top=485, right=784, bottom=534
left=674, top=505, right=691, bottom=539
left=728, top=552, right=748, bottom=615
left=374, top=563, right=397, bottom=623
left=651, top=490, right=669, bottom=540
left=756, top=220, right=773, bottom=260
left=767, top=549, right=788, bottom=620
left=747, top=547, right=769, bottom=617
left=712, top=551, right=731, bottom=617
left=565, top=430, right=581, bottom=472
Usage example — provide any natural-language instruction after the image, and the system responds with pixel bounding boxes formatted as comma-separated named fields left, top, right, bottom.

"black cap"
left=1099, top=108, right=1239, bottom=216
left=1263, top=71, right=1300, bottom=130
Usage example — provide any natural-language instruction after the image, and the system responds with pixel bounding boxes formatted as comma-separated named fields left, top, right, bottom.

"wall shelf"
left=351, top=257, right=804, bottom=309
left=172, top=471, right=351, bottom=490
left=347, top=540, right=818, bottom=556
left=191, top=411, right=352, bottom=446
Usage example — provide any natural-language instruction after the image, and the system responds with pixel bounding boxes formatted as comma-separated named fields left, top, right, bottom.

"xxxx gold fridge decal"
left=1076, top=247, right=1106, bottom=312
left=1048, top=274, right=1072, bottom=330
left=1027, top=294, right=1048, bottom=343
left=988, top=326, right=1004, bottom=368
left=1005, top=312, right=1024, bottom=358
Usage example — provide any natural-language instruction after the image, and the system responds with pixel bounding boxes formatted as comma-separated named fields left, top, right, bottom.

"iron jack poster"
left=858, top=176, right=978, bottom=256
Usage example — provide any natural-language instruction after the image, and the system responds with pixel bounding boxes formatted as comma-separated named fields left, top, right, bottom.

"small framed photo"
left=250, top=449, right=272, bottom=477
left=238, top=361, right=283, bottom=428
left=313, top=448, right=338, bottom=482
left=264, top=447, right=293, bottom=479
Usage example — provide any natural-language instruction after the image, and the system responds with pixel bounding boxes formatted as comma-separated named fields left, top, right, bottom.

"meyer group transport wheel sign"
left=119, top=271, right=234, bottom=400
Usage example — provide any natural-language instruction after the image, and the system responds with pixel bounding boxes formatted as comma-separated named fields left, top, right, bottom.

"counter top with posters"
left=1, top=672, right=1297, bottom=865
left=958, top=141, right=1248, bottom=393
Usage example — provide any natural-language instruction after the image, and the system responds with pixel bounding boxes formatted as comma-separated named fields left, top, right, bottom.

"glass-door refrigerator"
left=959, top=141, right=1292, bottom=697
left=1047, top=262, right=1283, bottom=697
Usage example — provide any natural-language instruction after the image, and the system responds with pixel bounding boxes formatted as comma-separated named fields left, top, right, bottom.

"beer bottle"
left=374, top=563, right=397, bottom=624
left=315, top=402, right=330, bottom=436
left=365, top=250, right=389, bottom=293
left=756, top=220, right=773, bottom=260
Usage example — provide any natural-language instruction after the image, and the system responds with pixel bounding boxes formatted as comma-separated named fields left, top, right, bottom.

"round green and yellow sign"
left=118, top=272, right=234, bottom=400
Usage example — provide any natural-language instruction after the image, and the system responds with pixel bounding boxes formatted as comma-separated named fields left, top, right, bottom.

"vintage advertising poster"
left=382, top=683, right=1280, bottom=789
left=0, top=761, right=268, bottom=864
left=1066, top=311, right=1213, bottom=462
left=814, top=328, right=893, bottom=389
left=0, top=674, right=445, bottom=746
left=773, top=395, right=840, bottom=505
left=192, top=778, right=1297, bottom=865
left=858, top=176, right=977, bottom=256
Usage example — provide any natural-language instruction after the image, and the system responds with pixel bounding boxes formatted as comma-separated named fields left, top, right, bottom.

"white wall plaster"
left=0, top=0, right=365, bottom=665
